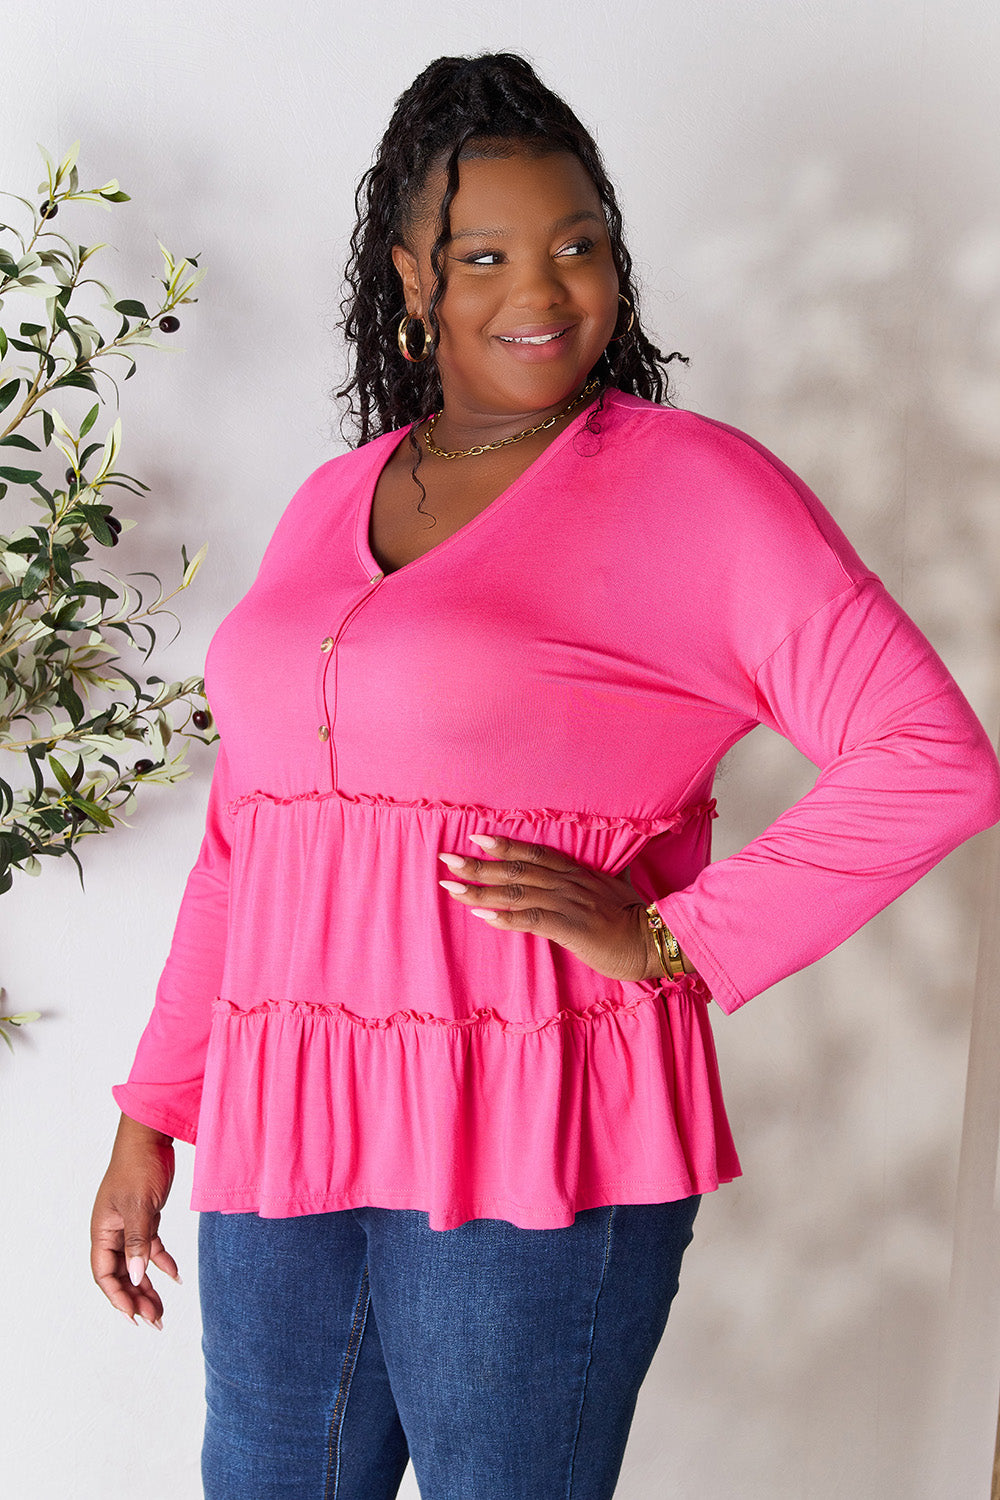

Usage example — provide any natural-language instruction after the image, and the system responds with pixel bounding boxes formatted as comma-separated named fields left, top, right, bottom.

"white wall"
left=2, top=2, right=998, bottom=1496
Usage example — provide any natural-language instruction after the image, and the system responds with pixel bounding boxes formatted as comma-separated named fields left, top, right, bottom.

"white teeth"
left=499, top=330, right=566, bottom=344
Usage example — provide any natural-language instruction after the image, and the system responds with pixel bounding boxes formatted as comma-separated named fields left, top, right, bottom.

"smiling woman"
left=91, top=50, right=1000, bottom=1500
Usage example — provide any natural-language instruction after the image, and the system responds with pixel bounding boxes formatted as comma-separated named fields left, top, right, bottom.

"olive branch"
left=0, top=141, right=213, bottom=1042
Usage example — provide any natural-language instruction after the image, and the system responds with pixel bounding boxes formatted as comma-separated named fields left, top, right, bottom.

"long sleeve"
left=112, top=741, right=234, bottom=1140
left=655, top=575, right=1000, bottom=1014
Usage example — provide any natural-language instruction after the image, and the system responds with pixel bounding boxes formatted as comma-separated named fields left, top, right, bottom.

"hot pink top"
left=113, top=389, right=1000, bottom=1231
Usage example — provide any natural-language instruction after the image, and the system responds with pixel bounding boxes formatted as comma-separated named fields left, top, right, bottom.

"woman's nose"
left=507, top=259, right=567, bottom=309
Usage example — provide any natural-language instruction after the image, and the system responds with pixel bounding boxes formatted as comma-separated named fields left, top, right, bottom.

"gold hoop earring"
left=397, top=314, right=433, bottom=363
left=608, top=292, right=635, bottom=344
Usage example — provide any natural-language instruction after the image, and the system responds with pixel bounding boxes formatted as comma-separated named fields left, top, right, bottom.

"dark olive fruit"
left=134, top=759, right=155, bottom=775
left=191, top=709, right=211, bottom=730
left=65, top=468, right=76, bottom=485
left=158, top=315, right=180, bottom=333
left=39, top=199, right=58, bottom=219
left=106, top=515, right=122, bottom=535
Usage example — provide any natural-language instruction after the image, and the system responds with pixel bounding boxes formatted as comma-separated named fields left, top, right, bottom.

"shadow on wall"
left=670, top=151, right=999, bottom=708
left=626, top=148, right=1000, bottom=1500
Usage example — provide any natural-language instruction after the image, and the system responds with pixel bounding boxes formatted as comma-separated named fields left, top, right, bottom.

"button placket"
left=317, top=631, right=336, bottom=764
left=316, top=570, right=385, bottom=772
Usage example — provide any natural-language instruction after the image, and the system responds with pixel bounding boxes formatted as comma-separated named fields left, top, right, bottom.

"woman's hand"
left=90, top=1113, right=181, bottom=1329
left=439, top=833, right=692, bottom=983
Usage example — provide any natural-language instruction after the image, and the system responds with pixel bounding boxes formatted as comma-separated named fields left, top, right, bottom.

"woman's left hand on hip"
left=438, top=833, right=664, bottom=983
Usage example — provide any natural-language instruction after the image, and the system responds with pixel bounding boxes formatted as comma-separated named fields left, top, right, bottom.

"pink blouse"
left=113, top=389, right=1000, bottom=1230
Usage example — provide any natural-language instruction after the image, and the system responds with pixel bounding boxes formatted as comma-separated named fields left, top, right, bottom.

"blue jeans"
left=199, top=1197, right=700, bottom=1499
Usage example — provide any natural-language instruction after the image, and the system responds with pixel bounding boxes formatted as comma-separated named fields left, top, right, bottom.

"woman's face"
left=392, top=147, right=621, bottom=423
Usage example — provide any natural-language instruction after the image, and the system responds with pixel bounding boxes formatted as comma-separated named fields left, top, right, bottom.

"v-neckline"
left=354, top=388, right=608, bottom=581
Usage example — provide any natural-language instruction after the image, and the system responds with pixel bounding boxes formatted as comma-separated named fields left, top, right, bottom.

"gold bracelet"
left=644, top=903, right=687, bottom=980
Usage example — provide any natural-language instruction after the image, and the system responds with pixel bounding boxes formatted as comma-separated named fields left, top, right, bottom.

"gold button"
left=370, top=572, right=383, bottom=585
left=320, top=637, right=334, bottom=652
left=317, top=726, right=330, bottom=742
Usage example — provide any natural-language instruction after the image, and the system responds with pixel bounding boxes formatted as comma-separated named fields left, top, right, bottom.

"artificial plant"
left=0, top=142, right=212, bottom=1046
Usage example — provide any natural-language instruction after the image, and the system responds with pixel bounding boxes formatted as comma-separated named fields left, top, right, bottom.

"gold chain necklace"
left=421, top=378, right=601, bottom=460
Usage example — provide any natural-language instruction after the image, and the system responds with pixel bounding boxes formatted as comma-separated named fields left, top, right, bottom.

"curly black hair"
left=336, top=51, right=688, bottom=447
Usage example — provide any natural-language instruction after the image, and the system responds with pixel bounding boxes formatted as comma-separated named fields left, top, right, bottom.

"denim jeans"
left=199, top=1196, right=700, bottom=1500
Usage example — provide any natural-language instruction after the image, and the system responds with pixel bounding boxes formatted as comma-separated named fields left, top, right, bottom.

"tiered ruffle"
left=189, top=787, right=739, bottom=1230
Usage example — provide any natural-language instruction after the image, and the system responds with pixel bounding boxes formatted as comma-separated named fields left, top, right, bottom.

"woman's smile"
left=495, top=322, right=574, bottom=343
left=493, top=320, right=577, bottom=360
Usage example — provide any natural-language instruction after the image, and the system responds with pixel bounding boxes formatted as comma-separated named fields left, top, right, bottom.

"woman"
left=91, top=52, right=1000, bottom=1500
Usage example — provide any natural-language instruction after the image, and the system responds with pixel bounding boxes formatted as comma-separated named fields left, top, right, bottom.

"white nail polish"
left=469, top=834, right=498, bottom=850
left=127, top=1257, right=145, bottom=1287
left=438, top=852, right=465, bottom=870
left=470, top=908, right=500, bottom=921
left=439, top=880, right=467, bottom=894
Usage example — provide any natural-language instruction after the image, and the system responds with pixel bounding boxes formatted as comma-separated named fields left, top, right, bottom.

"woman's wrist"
left=115, top=1112, right=174, bottom=1149
left=640, top=903, right=696, bottom=980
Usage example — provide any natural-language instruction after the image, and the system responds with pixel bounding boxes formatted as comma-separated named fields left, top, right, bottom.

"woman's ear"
left=391, top=244, right=422, bottom=318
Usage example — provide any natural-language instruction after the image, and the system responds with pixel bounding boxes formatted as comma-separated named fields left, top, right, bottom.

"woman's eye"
left=459, top=240, right=594, bottom=267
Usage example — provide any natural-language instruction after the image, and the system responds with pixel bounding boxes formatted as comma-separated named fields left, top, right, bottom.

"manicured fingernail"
left=439, top=880, right=467, bottom=895
left=139, top=1314, right=162, bottom=1331
left=469, top=834, right=498, bottom=849
left=438, top=853, right=465, bottom=870
left=470, top=908, right=500, bottom=921
left=172, top=1273, right=184, bottom=1286
left=119, top=1308, right=138, bottom=1325
left=128, top=1257, right=145, bottom=1287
